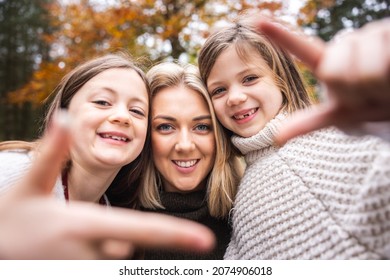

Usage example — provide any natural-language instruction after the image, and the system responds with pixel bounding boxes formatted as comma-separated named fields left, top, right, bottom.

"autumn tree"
left=0, top=0, right=52, bottom=140
left=5, top=0, right=291, bottom=140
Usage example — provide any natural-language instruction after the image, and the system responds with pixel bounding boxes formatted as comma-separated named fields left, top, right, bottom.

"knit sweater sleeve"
left=0, top=150, right=32, bottom=195
left=281, top=128, right=390, bottom=258
left=352, top=136, right=390, bottom=257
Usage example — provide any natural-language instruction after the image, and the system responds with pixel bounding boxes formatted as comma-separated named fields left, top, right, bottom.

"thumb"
left=274, top=105, right=335, bottom=146
left=257, top=18, right=325, bottom=72
left=13, top=110, right=71, bottom=198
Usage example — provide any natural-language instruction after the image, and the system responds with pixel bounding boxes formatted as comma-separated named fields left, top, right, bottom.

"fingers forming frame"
left=18, top=111, right=71, bottom=197
left=66, top=204, right=216, bottom=254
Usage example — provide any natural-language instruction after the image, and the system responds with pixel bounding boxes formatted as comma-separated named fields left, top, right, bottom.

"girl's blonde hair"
left=139, top=61, right=243, bottom=218
left=198, top=11, right=313, bottom=117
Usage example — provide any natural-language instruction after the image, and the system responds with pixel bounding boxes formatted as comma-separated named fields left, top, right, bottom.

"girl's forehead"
left=229, top=44, right=272, bottom=72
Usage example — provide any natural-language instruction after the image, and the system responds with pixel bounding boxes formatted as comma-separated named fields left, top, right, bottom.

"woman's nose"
left=175, top=130, right=195, bottom=152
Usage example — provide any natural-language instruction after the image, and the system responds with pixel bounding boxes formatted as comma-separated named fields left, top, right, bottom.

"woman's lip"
left=172, top=159, right=199, bottom=174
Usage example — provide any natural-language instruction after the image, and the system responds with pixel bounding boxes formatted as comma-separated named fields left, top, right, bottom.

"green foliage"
left=0, top=0, right=52, bottom=140
left=303, top=0, right=389, bottom=41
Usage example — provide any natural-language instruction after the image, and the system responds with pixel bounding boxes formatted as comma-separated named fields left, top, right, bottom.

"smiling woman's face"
left=151, top=85, right=216, bottom=193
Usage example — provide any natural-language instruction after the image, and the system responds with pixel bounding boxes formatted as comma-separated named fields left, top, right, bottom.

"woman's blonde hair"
left=198, top=10, right=312, bottom=119
left=139, top=61, right=243, bottom=217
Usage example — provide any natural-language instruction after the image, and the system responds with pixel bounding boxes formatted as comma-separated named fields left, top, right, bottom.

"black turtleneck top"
left=141, top=189, right=231, bottom=259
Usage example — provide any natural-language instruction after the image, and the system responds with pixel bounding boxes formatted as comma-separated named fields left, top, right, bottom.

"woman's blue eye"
left=156, top=124, right=173, bottom=131
left=195, top=124, right=211, bottom=131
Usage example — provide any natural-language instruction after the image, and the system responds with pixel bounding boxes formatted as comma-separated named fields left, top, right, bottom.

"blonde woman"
left=138, top=62, right=244, bottom=259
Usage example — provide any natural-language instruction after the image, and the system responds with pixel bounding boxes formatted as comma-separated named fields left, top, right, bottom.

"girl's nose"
left=108, top=106, right=131, bottom=126
left=226, top=87, right=247, bottom=106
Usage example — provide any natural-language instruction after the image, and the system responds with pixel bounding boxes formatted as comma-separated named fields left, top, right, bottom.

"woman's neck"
left=66, top=163, right=119, bottom=203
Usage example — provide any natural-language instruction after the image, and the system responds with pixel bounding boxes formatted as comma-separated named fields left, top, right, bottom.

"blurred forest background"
left=0, top=0, right=389, bottom=141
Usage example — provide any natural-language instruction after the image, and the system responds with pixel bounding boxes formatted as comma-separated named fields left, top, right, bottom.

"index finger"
left=15, top=111, right=71, bottom=197
left=274, top=104, right=336, bottom=146
left=71, top=205, right=216, bottom=253
left=256, top=18, right=325, bottom=72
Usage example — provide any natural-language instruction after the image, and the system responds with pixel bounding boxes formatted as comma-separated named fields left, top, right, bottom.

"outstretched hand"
left=256, top=18, right=390, bottom=145
left=0, top=112, right=215, bottom=259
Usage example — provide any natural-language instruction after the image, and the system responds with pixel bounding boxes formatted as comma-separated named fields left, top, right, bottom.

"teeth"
left=101, top=134, right=128, bottom=142
left=174, top=160, right=197, bottom=168
left=234, top=108, right=257, bottom=120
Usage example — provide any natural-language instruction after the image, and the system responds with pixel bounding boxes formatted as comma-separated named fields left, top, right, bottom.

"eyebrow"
left=152, top=115, right=211, bottom=121
left=98, top=87, right=148, bottom=104
left=194, top=115, right=212, bottom=121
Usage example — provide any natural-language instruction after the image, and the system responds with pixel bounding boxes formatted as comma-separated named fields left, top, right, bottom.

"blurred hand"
left=0, top=112, right=215, bottom=259
left=256, top=18, right=390, bottom=145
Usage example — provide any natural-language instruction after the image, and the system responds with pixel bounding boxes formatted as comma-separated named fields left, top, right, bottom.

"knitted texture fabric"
left=141, top=190, right=231, bottom=259
left=225, top=112, right=390, bottom=259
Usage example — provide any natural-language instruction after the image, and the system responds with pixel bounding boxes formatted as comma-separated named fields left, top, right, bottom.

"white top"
left=0, top=149, right=109, bottom=205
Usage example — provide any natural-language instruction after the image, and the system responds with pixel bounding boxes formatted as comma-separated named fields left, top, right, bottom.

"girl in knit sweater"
left=198, top=13, right=390, bottom=259
left=138, top=62, right=244, bottom=259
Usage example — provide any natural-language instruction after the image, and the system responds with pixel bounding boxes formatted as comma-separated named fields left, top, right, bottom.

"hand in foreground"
left=257, top=18, right=390, bottom=145
left=0, top=112, right=215, bottom=259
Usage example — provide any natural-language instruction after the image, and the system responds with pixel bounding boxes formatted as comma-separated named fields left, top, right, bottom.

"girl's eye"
left=92, top=100, right=110, bottom=106
left=156, top=123, right=173, bottom=132
left=195, top=123, right=212, bottom=132
left=243, top=75, right=258, bottom=83
left=211, top=87, right=226, bottom=97
left=129, top=108, right=145, bottom=117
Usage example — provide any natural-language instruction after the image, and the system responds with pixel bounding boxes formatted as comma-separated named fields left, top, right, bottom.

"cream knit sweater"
left=225, top=113, right=390, bottom=259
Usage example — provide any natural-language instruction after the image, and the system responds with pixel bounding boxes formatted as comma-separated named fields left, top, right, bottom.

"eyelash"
left=93, top=100, right=145, bottom=116
left=243, top=75, right=258, bottom=83
left=211, top=87, right=226, bottom=97
left=156, top=123, right=173, bottom=131
left=130, top=108, right=145, bottom=117
left=92, top=100, right=110, bottom=106
left=155, top=123, right=212, bottom=132
left=195, top=124, right=211, bottom=132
